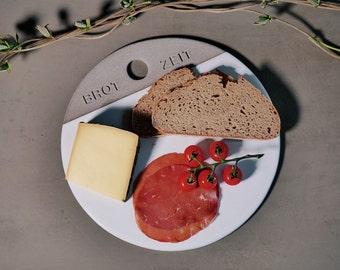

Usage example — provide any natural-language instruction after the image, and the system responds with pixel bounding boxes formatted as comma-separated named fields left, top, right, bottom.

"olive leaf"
left=261, top=0, right=278, bottom=8
left=122, top=16, right=136, bottom=25
left=0, top=44, right=8, bottom=51
left=308, top=0, right=320, bottom=8
left=75, top=18, right=91, bottom=31
left=120, top=0, right=135, bottom=9
left=0, top=34, right=21, bottom=51
left=254, top=14, right=273, bottom=25
left=36, top=24, right=53, bottom=38
left=0, top=60, right=11, bottom=73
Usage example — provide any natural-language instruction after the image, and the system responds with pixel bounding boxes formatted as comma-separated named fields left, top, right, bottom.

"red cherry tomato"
left=184, top=145, right=205, bottom=168
left=223, top=165, right=243, bottom=186
left=198, top=169, right=218, bottom=189
left=209, top=141, right=229, bottom=162
left=177, top=171, right=197, bottom=192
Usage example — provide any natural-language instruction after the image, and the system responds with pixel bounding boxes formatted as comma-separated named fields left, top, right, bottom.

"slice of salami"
left=133, top=153, right=219, bottom=243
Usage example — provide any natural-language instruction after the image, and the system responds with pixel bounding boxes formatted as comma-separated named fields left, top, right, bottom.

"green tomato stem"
left=190, top=153, right=264, bottom=174
left=187, top=173, right=196, bottom=184
left=231, top=165, right=238, bottom=179
left=191, top=155, right=204, bottom=167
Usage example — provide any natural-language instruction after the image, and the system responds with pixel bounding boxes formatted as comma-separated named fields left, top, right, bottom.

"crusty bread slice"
left=151, top=73, right=281, bottom=139
left=132, top=67, right=195, bottom=136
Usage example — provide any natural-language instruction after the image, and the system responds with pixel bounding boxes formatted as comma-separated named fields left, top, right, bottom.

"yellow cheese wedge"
left=65, top=122, right=139, bottom=201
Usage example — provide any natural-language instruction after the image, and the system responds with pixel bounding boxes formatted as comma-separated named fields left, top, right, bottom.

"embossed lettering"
left=160, top=51, right=191, bottom=70
left=83, top=94, right=94, bottom=104
left=82, top=82, right=119, bottom=104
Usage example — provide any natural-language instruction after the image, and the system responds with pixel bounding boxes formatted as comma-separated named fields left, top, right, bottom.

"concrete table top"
left=1, top=1, right=339, bottom=269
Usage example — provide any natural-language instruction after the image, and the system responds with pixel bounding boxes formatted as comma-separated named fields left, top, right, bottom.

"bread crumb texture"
left=132, top=67, right=195, bottom=136
left=152, top=73, right=281, bottom=140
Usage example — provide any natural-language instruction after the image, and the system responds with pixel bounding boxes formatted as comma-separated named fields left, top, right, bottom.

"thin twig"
left=1, top=0, right=339, bottom=71
left=242, top=8, right=340, bottom=59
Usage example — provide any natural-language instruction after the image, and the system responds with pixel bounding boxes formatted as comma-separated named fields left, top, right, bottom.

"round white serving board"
left=61, top=37, right=280, bottom=251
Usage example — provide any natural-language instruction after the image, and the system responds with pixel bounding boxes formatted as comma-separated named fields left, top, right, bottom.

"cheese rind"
left=65, top=123, right=139, bottom=201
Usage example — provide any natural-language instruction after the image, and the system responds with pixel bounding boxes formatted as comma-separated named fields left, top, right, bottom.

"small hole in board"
left=127, top=60, right=148, bottom=80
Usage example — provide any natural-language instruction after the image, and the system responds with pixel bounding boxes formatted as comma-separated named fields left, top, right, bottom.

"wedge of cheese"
left=65, top=123, right=139, bottom=201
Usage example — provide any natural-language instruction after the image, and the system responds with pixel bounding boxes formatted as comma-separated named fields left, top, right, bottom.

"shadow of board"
left=259, top=63, right=300, bottom=133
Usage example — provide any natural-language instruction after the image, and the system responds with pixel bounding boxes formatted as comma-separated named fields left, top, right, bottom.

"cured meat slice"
left=135, top=152, right=188, bottom=180
left=133, top=153, right=219, bottom=243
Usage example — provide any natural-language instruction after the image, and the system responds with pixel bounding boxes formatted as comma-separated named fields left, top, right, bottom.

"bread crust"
left=131, top=67, right=195, bottom=136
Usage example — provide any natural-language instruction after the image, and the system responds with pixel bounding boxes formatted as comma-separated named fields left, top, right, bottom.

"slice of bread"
left=132, top=67, right=195, bottom=136
left=151, top=73, right=281, bottom=139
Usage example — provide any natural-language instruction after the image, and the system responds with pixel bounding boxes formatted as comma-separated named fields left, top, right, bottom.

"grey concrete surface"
left=1, top=1, right=339, bottom=269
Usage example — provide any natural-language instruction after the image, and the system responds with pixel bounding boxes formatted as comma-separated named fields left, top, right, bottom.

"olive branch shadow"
left=11, top=1, right=340, bottom=61
left=273, top=3, right=340, bottom=56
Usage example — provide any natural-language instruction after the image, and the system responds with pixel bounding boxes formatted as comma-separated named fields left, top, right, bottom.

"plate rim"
left=60, top=37, right=281, bottom=251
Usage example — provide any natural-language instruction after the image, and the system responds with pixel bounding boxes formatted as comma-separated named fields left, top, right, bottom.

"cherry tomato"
left=223, top=165, right=243, bottom=186
left=177, top=171, right=197, bottom=192
left=184, top=145, right=205, bottom=168
left=198, top=169, right=218, bottom=189
left=209, top=141, right=229, bottom=162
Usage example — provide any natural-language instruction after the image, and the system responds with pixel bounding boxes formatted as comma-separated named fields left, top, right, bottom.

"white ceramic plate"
left=61, top=42, right=280, bottom=251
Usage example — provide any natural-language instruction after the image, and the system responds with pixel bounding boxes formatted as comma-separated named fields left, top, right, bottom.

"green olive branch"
left=1, top=0, right=339, bottom=72
left=243, top=8, right=340, bottom=59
